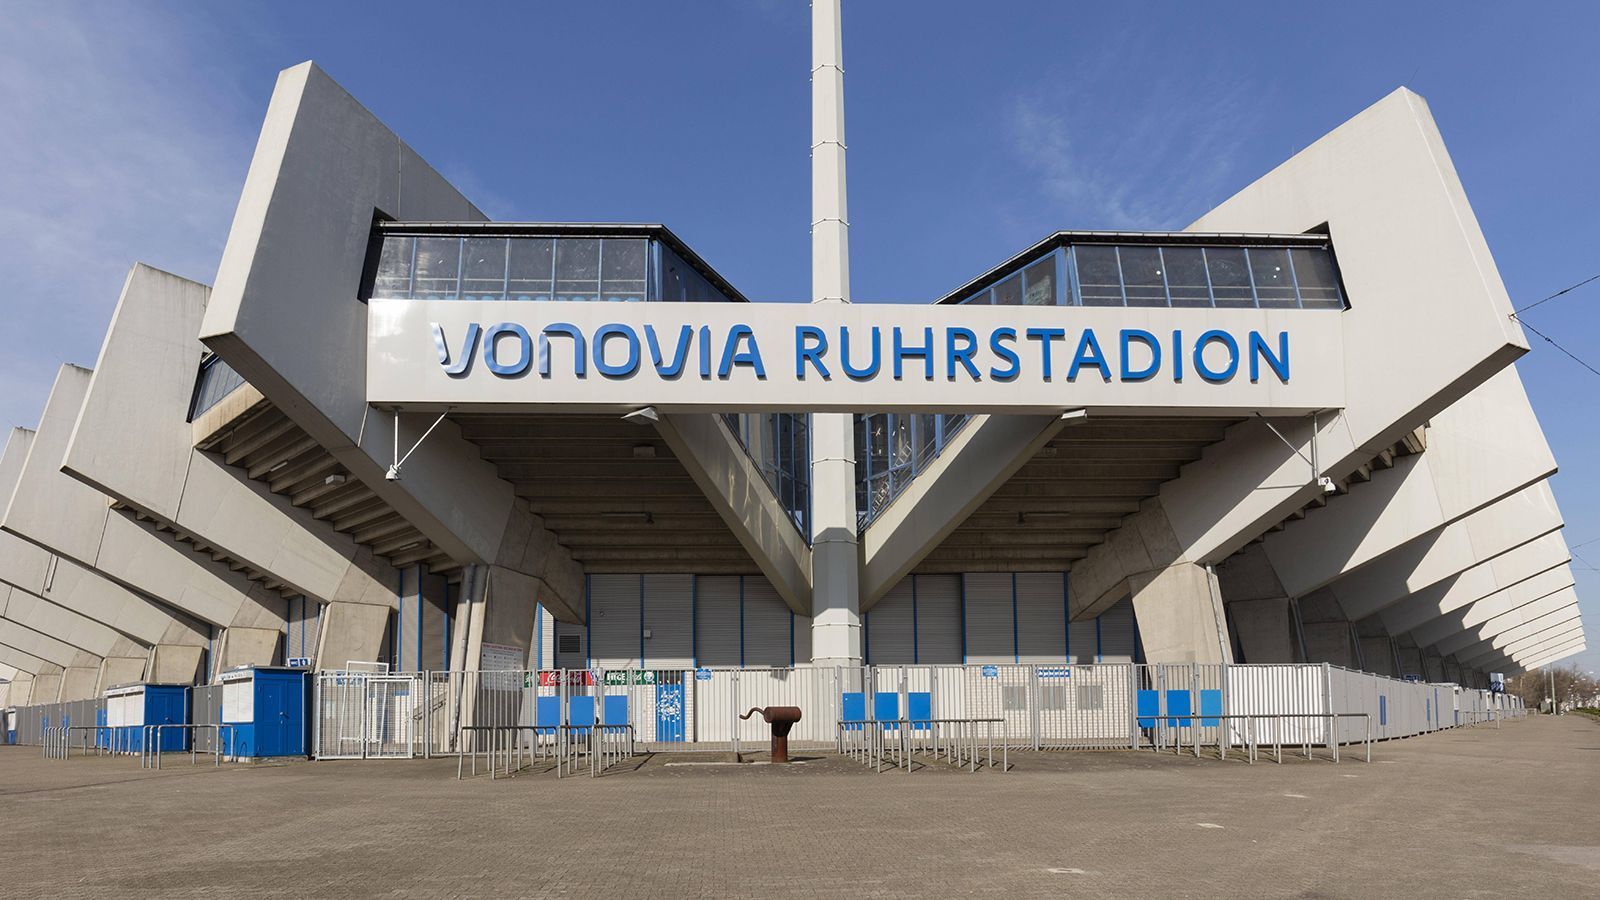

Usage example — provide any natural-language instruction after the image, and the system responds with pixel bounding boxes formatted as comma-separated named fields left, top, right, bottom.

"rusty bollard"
left=740, top=706, right=803, bottom=763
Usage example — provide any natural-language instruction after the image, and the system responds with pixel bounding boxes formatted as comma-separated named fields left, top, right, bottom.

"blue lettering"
left=699, top=326, right=712, bottom=378
left=796, top=325, right=830, bottom=379
left=483, top=323, right=531, bottom=377
left=1193, top=330, right=1239, bottom=382
left=893, top=326, right=934, bottom=380
left=432, top=322, right=479, bottom=377
left=1068, top=330, right=1110, bottom=381
left=593, top=324, right=641, bottom=378
left=1025, top=328, right=1066, bottom=380
left=538, top=324, right=587, bottom=377
left=1248, top=331, right=1290, bottom=383
left=646, top=324, right=692, bottom=378
left=1119, top=329, right=1161, bottom=382
left=989, top=327, right=1020, bottom=381
left=841, top=326, right=882, bottom=380
left=718, top=325, right=766, bottom=379
left=1172, top=330, right=1184, bottom=383
left=946, top=327, right=980, bottom=380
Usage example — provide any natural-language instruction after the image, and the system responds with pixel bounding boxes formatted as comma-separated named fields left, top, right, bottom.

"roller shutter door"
left=963, top=573, right=1015, bottom=664
left=793, top=612, right=813, bottom=664
left=695, top=576, right=742, bottom=666
left=914, top=575, right=963, bottom=664
left=742, top=576, right=792, bottom=667
left=1016, top=572, right=1067, bottom=663
left=642, top=574, right=694, bottom=669
left=1068, top=613, right=1098, bottom=664
left=867, top=579, right=915, bottom=664
left=1097, top=599, right=1136, bottom=662
left=587, top=574, right=641, bottom=668
left=554, top=619, right=587, bottom=669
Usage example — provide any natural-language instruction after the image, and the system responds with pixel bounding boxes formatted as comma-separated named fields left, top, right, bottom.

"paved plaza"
left=1, top=716, right=1596, bottom=898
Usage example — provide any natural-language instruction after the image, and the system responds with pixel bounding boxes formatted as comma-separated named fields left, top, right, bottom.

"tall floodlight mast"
left=808, top=0, right=863, bottom=666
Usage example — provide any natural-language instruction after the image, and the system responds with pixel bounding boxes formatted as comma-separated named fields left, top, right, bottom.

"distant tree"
left=1505, top=663, right=1600, bottom=711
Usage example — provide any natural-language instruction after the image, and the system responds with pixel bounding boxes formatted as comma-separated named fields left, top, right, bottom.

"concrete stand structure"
left=0, top=1, right=1582, bottom=734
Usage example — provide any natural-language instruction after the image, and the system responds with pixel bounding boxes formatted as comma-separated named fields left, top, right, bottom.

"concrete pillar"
left=1297, top=591, right=1357, bottom=668
left=58, top=666, right=99, bottom=702
left=30, top=664, right=64, bottom=703
left=1360, top=637, right=1397, bottom=677
left=316, top=601, right=393, bottom=671
left=7, top=672, right=33, bottom=706
left=808, top=0, right=861, bottom=666
left=146, top=644, right=205, bottom=685
left=1422, top=651, right=1445, bottom=682
left=1226, top=597, right=1299, bottom=663
left=1396, top=641, right=1425, bottom=679
left=1130, top=563, right=1232, bottom=664
left=97, top=657, right=147, bottom=692
left=215, top=627, right=281, bottom=676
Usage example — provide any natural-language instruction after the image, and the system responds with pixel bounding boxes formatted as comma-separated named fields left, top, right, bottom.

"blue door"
left=655, top=684, right=685, bottom=742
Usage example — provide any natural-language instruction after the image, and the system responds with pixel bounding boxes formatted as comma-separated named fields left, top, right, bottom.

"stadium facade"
left=0, top=2, right=1585, bottom=718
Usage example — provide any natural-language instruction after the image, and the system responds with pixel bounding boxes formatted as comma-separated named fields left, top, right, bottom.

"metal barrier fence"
left=306, top=662, right=1523, bottom=763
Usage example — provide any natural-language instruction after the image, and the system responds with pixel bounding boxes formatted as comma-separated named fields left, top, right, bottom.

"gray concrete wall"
left=199, top=62, right=588, bottom=669
left=65, top=263, right=403, bottom=670
left=2, top=366, right=283, bottom=675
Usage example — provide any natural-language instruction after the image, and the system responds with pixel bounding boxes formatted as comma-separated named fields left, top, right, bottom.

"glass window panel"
left=1119, top=246, right=1167, bottom=307
left=1023, top=256, right=1057, bottom=306
left=1290, top=247, right=1343, bottom=309
left=459, top=237, right=507, bottom=301
left=600, top=238, right=647, bottom=302
left=412, top=237, right=461, bottom=299
left=992, top=273, right=1023, bottom=306
left=1205, top=247, right=1254, bottom=308
left=372, top=236, right=414, bottom=299
left=1074, top=245, right=1124, bottom=306
left=963, top=288, right=992, bottom=305
left=890, top=414, right=914, bottom=466
left=1160, top=247, right=1211, bottom=307
left=916, top=414, right=938, bottom=467
left=1248, top=247, right=1297, bottom=307
left=555, top=238, right=601, bottom=302
left=506, top=238, right=554, bottom=301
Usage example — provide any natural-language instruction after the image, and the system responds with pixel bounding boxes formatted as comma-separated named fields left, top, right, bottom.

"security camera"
left=1318, top=476, right=1337, bottom=494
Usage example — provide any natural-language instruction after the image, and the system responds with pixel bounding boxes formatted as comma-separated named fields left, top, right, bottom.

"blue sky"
left=1, top=1, right=1595, bottom=674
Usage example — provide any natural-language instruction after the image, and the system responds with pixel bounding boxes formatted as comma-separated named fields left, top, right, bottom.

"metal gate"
left=313, top=672, right=421, bottom=759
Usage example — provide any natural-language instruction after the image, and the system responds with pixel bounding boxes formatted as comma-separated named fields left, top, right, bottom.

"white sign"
left=369, top=301, right=1345, bottom=414
left=223, top=676, right=255, bottom=724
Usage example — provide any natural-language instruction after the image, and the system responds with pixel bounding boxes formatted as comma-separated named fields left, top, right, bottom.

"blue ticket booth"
left=104, top=683, right=189, bottom=753
left=221, top=667, right=310, bottom=758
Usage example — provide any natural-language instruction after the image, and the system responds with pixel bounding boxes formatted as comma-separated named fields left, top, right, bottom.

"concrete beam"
left=861, top=414, right=1064, bottom=608
left=2, top=366, right=284, bottom=641
left=1409, top=574, right=1575, bottom=648
left=1520, top=641, right=1584, bottom=670
left=1466, top=618, right=1583, bottom=666
left=1262, top=365, right=1553, bottom=600
left=0, top=430, right=210, bottom=650
left=1458, top=610, right=1581, bottom=666
left=1166, top=88, right=1526, bottom=570
left=1375, top=528, right=1568, bottom=634
left=65, top=264, right=400, bottom=619
left=199, top=62, right=581, bottom=667
left=652, top=413, right=811, bottom=615
left=1442, top=601, right=1581, bottom=659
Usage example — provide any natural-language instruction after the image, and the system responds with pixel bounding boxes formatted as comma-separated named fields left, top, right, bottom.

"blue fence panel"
left=1199, top=689, right=1222, bottom=727
left=1136, top=690, right=1159, bottom=728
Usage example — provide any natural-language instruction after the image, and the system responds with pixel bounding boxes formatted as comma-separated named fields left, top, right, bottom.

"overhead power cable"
left=1514, top=273, right=1600, bottom=315
left=1512, top=317, right=1600, bottom=378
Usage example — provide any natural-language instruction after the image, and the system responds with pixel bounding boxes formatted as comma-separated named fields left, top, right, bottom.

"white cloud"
left=1005, top=65, right=1261, bottom=231
left=0, top=3, right=258, bottom=430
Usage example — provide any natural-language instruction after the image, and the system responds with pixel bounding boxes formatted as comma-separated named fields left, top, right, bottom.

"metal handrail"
left=141, top=724, right=237, bottom=769
left=837, top=717, right=1007, bottom=774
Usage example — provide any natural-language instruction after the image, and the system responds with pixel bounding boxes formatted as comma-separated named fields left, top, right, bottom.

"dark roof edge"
left=935, top=230, right=1333, bottom=305
left=373, top=221, right=750, bottom=303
